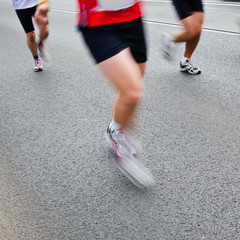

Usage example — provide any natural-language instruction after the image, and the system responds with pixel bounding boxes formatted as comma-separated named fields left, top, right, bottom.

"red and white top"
left=77, top=0, right=143, bottom=27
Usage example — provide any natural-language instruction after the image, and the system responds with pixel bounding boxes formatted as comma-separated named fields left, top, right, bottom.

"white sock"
left=110, top=120, right=121, bottom=132
left=181, top=57, right=189, bottom=64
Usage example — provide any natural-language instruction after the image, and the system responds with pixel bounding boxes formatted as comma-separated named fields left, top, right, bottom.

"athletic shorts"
left=16, top=6, right=37, bottom=33
left=172, top=0, right=204, bottom=20
left=79, top=17, right=147, bottom=64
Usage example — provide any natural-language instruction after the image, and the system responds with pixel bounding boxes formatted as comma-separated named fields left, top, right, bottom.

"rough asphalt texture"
left=0, top=0, right=240, bottom=239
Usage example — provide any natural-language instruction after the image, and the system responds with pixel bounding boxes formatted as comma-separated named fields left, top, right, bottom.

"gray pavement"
left=0, top=0, right=240, bottom=240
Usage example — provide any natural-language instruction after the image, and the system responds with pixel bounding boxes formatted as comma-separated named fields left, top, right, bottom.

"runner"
left=13, top=0, right=50, bottom=71
left=77, top=0, right=154, bottom=188
left=162, top=0, right=204, bottom=74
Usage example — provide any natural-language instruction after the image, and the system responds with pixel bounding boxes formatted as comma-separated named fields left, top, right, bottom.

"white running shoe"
left=34, top=58, right=43, bottom=72
left=106, top=126, right=155, bottom=189
left=114, top=154, right=155, bottom=189
left=162, top=32, right=176, bottom=60
left=180, top=58, right=201, bottom=74
left=106, top=126, right=142, bottom=156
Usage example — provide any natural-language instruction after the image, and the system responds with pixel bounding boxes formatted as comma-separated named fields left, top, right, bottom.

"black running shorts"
left=79, top=17, right=147, bottom=64
left=172, top=0, right=204, bottom=20
left=16, top=6, right=37, bottom=33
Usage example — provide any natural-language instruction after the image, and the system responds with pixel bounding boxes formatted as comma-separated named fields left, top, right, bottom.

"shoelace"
left=187, top=59, right=193, bottom=66
left=182, top=59, right=194, bottom=69
left=186, top=59, right=196, bottom=67
left=35, top=59, right=41, bottom=67
left=111, top=130, right=133, bottom=154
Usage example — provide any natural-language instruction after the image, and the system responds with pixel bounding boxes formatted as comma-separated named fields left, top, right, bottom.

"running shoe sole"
left=106, top=130, right=155, bottom=189
left=114, top=154, right=155, bottom=189
left=180, top=68, right=201, bottom=75
left=106, top=131, right=138, bottom=156
left=34, top=67, right=43, bottom=72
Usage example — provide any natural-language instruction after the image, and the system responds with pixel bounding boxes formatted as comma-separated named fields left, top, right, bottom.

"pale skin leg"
left=174, top=12, right=204, bottom=58
left=99, top=48, right=146, bottom=129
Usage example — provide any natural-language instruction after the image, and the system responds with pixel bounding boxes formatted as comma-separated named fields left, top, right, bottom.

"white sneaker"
left=106, top=126, right=137, bottom=157
left=180, top=58, right=201, bottom=75
left=114, top=154, right=155, bottom=189
left=34, top=58, right=43, bottom=72
left=106, top=126, right=154, bottom=189
left=162, top=32, right=176, bottom=60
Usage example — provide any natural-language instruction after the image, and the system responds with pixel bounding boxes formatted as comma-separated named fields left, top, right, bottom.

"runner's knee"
left=41, top=25, right=49, bottom=37
left=185, top=26, right=201, bottom=39
left=194, top=24, right=202, bottom=35
left=123, top=85, right=143, bottom=104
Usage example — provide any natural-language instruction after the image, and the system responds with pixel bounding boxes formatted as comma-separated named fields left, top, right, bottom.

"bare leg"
left=184, top=33, right=201, bottom=58
left=26, top=30, right=38, bottom=56
left=34, top=3, right=49, bottom=42
left=128, top=62, right=146, bottom=133
left=174, top=12, right=204, bottom=57
left=137, top=62, right=146, bottom=78
left=99, top=48, right=145, bottom=129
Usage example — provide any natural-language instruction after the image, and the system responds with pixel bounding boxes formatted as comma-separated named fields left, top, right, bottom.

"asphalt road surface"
left=0, top=0, right=240, bottom=239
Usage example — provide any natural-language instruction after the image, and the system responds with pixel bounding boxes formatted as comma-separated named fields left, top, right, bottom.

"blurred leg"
left=99, top=48, right=144, bottom=129
left=137, top=62, right=146, bottom=78
left=34, top=3, right=49, bottom=42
